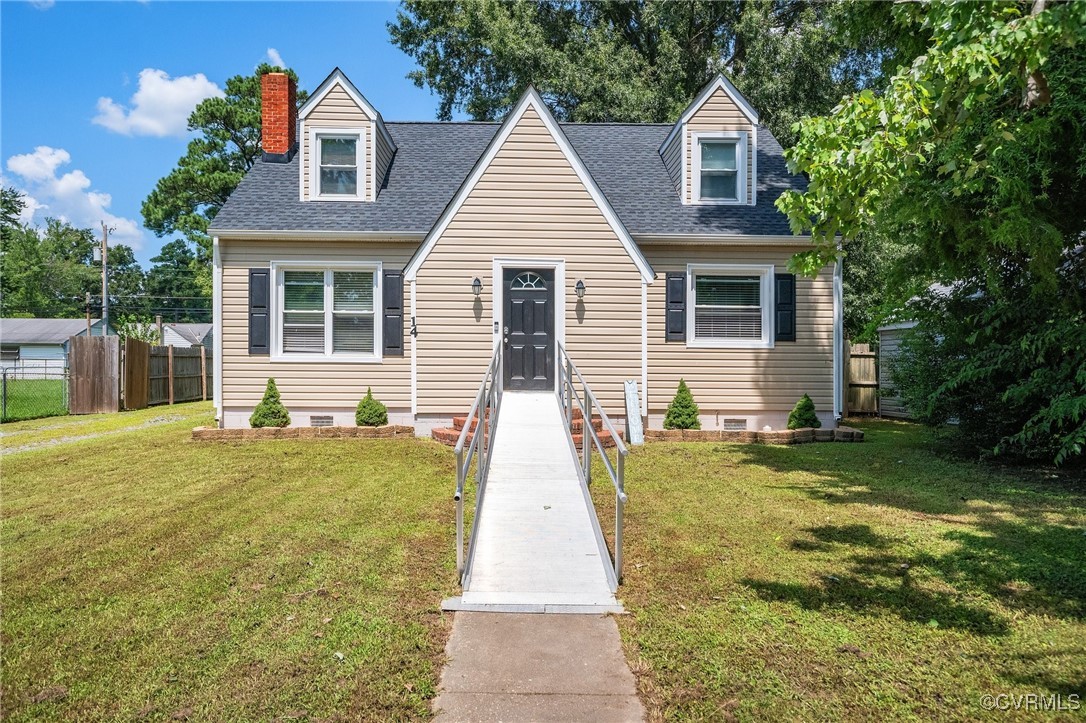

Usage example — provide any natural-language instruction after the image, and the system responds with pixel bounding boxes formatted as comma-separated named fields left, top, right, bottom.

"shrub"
left=250, top=378, right=290, bottom=428
left=787, top=393, right=822, bottom=429
left=664, top=379, right=701, bottom=430
left=355, top=387, right=388, bottom=427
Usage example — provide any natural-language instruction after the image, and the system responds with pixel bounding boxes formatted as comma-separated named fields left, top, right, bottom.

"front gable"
left=297, top=68, right=396, bottom=203
left=660, top=75, right=759, bottom=207
left=405, top=87, right=653, bottom=283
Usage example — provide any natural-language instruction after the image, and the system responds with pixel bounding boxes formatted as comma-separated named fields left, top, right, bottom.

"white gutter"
left=207, top=229, right=425, bottom=242
left=633, top=234, right=814, bottom=246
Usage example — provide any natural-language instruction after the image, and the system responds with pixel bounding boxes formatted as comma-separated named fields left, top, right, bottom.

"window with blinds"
left=693, top=275, right=762, bottom=339
left=278, top=268, right=377, bottom=357
left=699, top=141, right=738, bottom=201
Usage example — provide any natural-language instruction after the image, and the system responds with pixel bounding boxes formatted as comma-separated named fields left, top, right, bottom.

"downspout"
left=213, top=236, right=224, bottom=427
left=641, top=280, right=648, bottom=418
left=832, top=250, right=844, bottom=423
left=410, top=278, right=418, bottom=422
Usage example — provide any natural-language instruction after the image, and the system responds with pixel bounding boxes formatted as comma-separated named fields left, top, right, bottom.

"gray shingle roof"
left=1, top=318, right=99, bottom=344
left=209, top=121, right=805, bottom=237
left=165, top=323, right=213, bottom=345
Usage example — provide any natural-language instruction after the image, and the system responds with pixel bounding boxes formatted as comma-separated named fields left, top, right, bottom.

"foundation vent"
left=310, top=415, right=334, bottom=427
left=720, top=418, right=748, bottom=431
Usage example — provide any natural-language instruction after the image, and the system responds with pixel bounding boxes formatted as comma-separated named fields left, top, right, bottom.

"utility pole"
left=85, top=292, right=92, bottom=336
left=99, top=222, right=113, bottom=333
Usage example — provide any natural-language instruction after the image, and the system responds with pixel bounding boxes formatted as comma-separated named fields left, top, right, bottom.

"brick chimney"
left=261, top=72, right=297, bottom=162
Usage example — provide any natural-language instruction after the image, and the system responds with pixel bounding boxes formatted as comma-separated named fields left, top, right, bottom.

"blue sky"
left=1, top=0, right=441, bottom=267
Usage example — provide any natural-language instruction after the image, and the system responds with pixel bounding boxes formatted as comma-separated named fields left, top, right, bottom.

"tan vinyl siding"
left=374, top=122, right=395, bottom=195
left=301, top=82, right=373, bottom=200
left=660, top=133, right=682, bottom=192
left=684, top=88, right=755, bottom=204
left=415, top=106, right=643, bottom=416
left=220, top=239, right=416, bottom=410
left=644, top=244, right=833, bottom=414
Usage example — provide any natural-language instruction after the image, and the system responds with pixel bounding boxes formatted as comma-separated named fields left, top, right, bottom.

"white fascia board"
left=877, top=321, right=919, bottom=332
left=207, top=229, right=424, bottom=242
left=298, top=68, right=398, bottom=152
left=658, top=74, right=761, bottom=155
left=404, top=86, right=654, bottom=284
left=633, top=234, right=813, bottom=246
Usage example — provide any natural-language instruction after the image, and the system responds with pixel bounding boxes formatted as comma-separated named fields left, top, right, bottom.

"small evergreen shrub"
left=787, top=393, right=822, bottom=429
left=355, top=387, right=388, bottom=427
left=664, top=378, right=701, bottom=430
left=250, top=378, right=291, bottom=428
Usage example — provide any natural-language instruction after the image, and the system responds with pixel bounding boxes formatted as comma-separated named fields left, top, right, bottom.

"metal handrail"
left=556, top=343, right=628, bottom=583
left=454, top=345, right=503, bottom=582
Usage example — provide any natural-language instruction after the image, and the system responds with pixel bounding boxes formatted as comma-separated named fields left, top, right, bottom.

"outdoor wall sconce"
left=472, top=277, right=483, bottom=297
left=575, top=279, right=586, bottom=299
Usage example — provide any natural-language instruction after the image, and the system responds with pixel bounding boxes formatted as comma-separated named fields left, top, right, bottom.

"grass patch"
left=2, top=403, right=459, bottom=721
left=1, top=378, right=67, bottom=422
left=604, top=420, right=1086, bottom=721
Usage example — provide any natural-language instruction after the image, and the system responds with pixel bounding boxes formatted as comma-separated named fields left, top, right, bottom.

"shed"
left=877, top=321, right=917, bottom=419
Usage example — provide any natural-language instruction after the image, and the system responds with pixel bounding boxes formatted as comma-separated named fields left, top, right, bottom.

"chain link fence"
left=1, top=364, right=69, bottom=423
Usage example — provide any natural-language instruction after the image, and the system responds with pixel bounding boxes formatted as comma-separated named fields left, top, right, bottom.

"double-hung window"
left=693, top=132, right=746, bottom=203
left=277, top=265, right=380, bottom=359
left=687, top=265, right=773, bottom=348
left=312, top=131, right=362, bottom=199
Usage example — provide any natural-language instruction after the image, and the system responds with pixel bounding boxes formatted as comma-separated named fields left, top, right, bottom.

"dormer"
left=659, top=74, right=759, bottom=206
left=262, top=68, right=396, bottom=203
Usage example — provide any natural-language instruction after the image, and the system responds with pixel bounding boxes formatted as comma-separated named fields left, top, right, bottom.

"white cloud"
left=93, top=68, right=223, bottom=137
left=29, top=0, right=55, bottom=9
left=266, top=48, right=285, bottom=68
left=5, top=146, right=145, bottom=250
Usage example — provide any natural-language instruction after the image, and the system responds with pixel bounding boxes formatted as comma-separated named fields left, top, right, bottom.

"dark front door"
left=503, top=268, right=555, bottom=390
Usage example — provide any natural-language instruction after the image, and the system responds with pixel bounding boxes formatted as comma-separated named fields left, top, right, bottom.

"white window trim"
left=308, top=127, right=365, bottom=201
left=691, top=131, right=748, bottom=205
left=270, top=260, right=383, bottom=363
left=686, top=263, right=774, bottom=349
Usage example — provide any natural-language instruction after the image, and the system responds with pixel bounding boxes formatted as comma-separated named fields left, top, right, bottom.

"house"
left=208, top=69, right=843, bottom=433
left=0, top=318, right=114, bottom=374
left=162, top=322, right=214, bottom=349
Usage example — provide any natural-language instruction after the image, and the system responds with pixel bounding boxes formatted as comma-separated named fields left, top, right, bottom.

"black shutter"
left=383, top=269, right=404, bottom=356
left=665, top=272, right=686, bottom=341
left=248, top=268, right=270, bottom=355
left=775, top=273, right=796, bottom=342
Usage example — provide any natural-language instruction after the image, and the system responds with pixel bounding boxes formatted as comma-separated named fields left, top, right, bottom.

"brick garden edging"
left=192, top=425, right=414, bottom=441
left=644, top=426, right=864, bottom=445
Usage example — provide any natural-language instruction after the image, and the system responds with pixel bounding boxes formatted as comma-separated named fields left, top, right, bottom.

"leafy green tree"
left=779, top=1, right=1086, bottom=464
left=144, top=239, right=208, bottom=323
left=113, top=314, right=160, bottom=344
left=141, top=64, right=307, bottom=289
left=664, top=379, right=701, bottom=430
left=787, top=393, right=821, bottom=430
left=250, top=378, right=291, bottom=428
left=355, top=387, right=389, bottom=427
left=389, top=0, right=889, bottom=145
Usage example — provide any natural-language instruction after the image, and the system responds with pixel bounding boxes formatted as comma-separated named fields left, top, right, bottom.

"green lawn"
left=1, top=378, right=67, bottom=422
left=1, top=403, right=459, bottom=721
left=605, top=420, right=1086, bottom=721
left=4, top=408, right=1083, bottom=721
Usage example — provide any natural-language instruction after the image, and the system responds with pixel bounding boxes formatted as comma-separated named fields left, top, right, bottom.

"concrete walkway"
left=433, top=612, right=644, bottom=722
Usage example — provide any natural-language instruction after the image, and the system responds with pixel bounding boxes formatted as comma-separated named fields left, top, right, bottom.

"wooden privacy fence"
left=846, top=342, right=878, bottom=415
left=68, top=336, right=212, bottom=414
left=69, top=336, right=120, bottom=414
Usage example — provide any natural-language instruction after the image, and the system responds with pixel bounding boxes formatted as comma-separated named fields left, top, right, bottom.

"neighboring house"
left=877, top=321, right=917, bottom=419
left=0, top=318, right=114, bottom=374
left=162, top=323, right=214, bottom=349
left=208, top=69, right=844, bottom=433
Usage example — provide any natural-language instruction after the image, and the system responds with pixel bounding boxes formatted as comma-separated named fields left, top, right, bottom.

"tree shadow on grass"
left=727, top=422, right=1085, bottom=649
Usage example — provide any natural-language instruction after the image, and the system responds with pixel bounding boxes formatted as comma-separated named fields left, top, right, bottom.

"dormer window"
left=692, top=132, right=747, bottom=204
left=309, top=128, right=365, bottom=200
